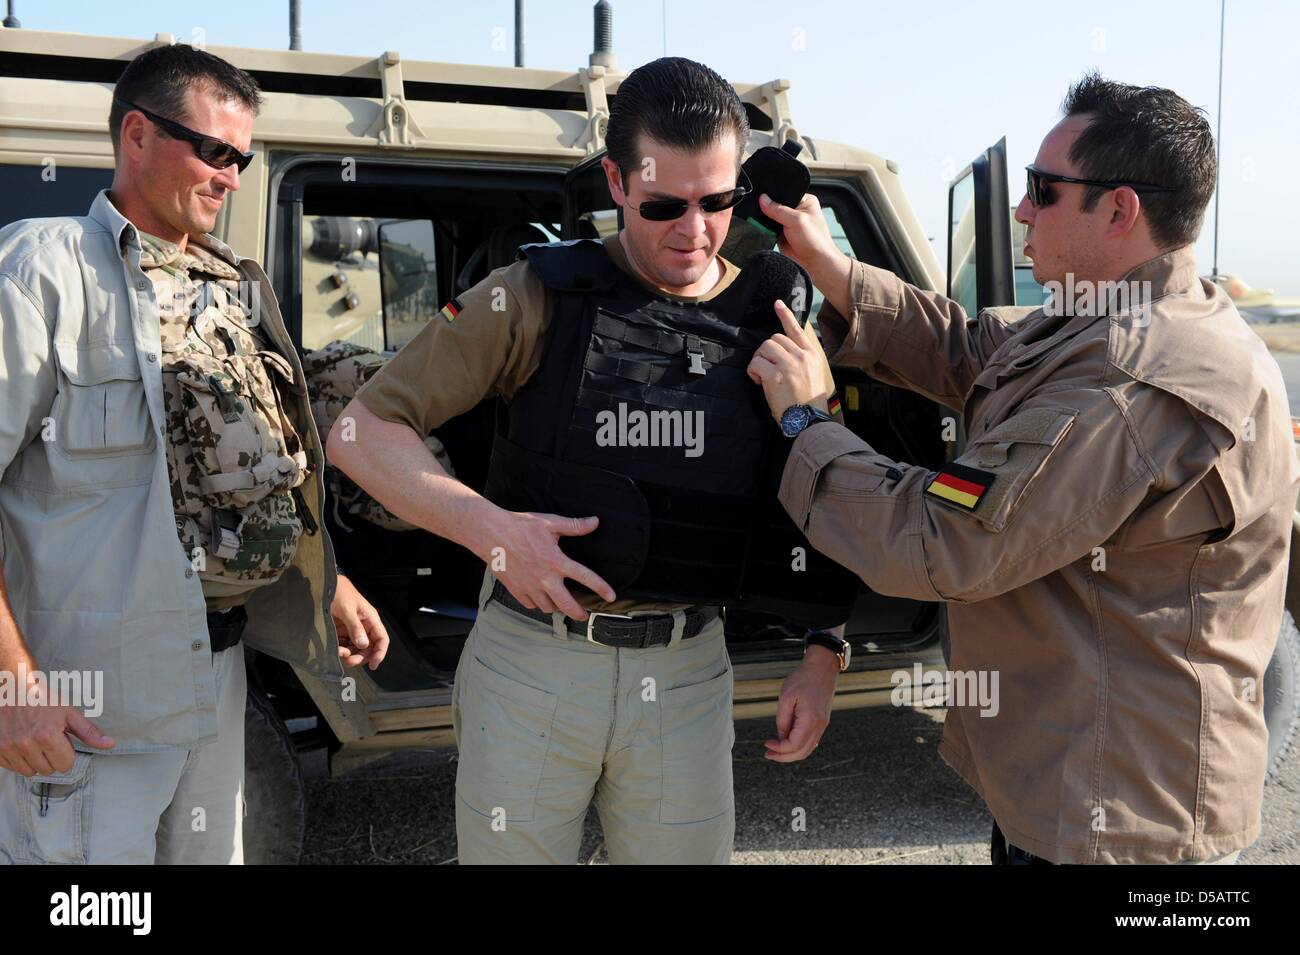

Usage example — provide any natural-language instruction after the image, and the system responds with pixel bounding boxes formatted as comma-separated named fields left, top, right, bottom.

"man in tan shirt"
left=747, top=73, right=1298, bottom=864
left=330, top=58, right=841, bottom=864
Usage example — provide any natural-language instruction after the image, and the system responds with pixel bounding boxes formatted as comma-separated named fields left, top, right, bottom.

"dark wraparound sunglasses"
left=1025, top=164, right=1175, bottom=208
left=116, top=98, right=256, bottom=172
left=630, top=168, right=752, bottom=221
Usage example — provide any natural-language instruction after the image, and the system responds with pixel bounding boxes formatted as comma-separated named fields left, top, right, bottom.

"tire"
left=1265, top=609, right=1300, bottom=780
left=243, top=685, right=307, bottom=864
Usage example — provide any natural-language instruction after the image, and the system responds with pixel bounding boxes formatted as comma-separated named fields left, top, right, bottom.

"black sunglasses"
left=1025, top=164, right=1175, bottom=208
left=116, top=98, right=255, bottom=172
left=629, top=168, right=752, bottom=221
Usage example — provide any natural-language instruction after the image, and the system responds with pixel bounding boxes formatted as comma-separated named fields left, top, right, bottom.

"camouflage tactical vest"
left=144, top=232, right=309, bottom=601
left=302, top=340, right=455, bottom=532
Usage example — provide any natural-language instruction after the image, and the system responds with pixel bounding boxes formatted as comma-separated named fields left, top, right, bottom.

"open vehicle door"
left=947, top=136, right=1016, bottom=314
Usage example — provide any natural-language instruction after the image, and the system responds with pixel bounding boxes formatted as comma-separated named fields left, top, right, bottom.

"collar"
left=1115, top=245, right=1200, bottom=303
left=89, top=189, right=243, bottom=273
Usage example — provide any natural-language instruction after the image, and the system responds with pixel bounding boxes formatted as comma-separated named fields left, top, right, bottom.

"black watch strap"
left=805, top=629, right=850, bottom=671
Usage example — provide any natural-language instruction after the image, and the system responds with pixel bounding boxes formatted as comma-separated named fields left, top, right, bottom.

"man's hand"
left=481, top=509, right=617, bottom=622
left=331, top=573, right=390, bottom=670
left=748, top=297, right=837, bottom=423
left=759, top=193, right=853, bottom=317
left=764, top=644, right=839, bottom=762
left=0, top=682, right=115, bottom=777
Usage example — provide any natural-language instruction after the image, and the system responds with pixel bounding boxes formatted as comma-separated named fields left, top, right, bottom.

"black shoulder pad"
left=519, top=239, right=621, bottom=293
left=714, top=249, right=813, bottom=332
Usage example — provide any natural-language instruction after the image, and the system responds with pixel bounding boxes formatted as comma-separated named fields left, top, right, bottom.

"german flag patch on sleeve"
left=438, top=297, right=463, bottom=323
left=925, top=462, right=996, bottom=512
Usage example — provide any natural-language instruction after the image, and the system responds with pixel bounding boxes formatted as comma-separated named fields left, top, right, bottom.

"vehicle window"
left=1011, top=213, right=1046, bottom=307
left=0, top=163, right=113, bottom=229
left=300, top=214, right=388, bottom=352
left=948, top=170, right=978, bottom=317
left=377, top=218, right=438, bottom=352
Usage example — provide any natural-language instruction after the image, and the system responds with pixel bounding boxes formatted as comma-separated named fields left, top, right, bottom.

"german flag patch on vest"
left=925, top=462, right=996, bottom=512
left=439, top=297, right=463, bottom=323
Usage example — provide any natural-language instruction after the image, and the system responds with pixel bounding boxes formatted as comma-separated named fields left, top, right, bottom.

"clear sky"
left=14, top=0, right=1299, bottom=296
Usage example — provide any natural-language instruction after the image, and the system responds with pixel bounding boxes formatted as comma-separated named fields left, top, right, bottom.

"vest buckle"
left=686, top=335, right=708, bottom=376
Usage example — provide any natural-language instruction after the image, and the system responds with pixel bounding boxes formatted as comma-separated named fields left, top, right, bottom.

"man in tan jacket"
left=748, top=72, right=1298, bottom=863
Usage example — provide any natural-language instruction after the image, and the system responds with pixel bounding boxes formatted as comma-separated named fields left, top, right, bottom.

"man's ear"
left=601, top=156, right=627, bottom=209
left=118, top=110, right=151, bottom=162
left=1105, top=186, right=1142, bottom=239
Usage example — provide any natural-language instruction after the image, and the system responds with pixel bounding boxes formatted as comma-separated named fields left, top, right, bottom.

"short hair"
left=109, top=44, right=263, bottom=152
left=1062, top=70, right=1216, bottom=249
left=605, top=57, right=749, bottom=184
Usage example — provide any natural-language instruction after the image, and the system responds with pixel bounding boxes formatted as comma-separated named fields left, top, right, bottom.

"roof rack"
left=0, top=28, right=790, bottom=151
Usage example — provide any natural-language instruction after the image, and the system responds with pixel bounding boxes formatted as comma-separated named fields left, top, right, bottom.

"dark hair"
left=1061, top=70, right=1216, bottom=249
left=110, top=44, right=264, bottom=153
left=605, top=57, right=749, bottom=184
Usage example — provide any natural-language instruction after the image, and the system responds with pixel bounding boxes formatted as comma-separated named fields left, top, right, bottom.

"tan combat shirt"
left=356, top=234, right=740, bottom=614
left=779, top=246, right=1299, bottom=863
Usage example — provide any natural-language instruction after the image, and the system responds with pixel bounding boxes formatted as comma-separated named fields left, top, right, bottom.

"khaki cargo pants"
left=0, top=644, right=246, bottom=865
left=452, top=572, right=735, bottom=864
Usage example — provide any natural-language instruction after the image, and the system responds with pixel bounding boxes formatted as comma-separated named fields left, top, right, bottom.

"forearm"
left=327, top=400, right=507, bottom=563
left=814, top=257, right=1014, bottom=411
left=0, top=557, right=36, bottom=673
left=804, top=248, right=854, bottom=323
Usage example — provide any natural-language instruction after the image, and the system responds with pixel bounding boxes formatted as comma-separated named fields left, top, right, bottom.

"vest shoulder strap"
left=519, top=239, right=622, bottom=293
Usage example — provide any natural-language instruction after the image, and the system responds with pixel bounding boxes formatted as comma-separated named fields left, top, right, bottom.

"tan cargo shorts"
left=452, top=572, right=735, bottom=864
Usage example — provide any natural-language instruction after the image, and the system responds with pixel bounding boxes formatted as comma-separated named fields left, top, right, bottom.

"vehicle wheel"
left=243, top=685, right=307, bottom=864
left=1265, top=609, right=1300, bottom=779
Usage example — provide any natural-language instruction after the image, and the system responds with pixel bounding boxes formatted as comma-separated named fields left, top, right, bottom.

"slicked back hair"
left=1062, top=71, right=1216, bottom=249
left=605, top=57, right=750, bottom=186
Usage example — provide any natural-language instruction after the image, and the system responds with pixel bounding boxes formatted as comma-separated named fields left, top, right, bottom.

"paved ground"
left=301, top=702, right=1298, bottom=864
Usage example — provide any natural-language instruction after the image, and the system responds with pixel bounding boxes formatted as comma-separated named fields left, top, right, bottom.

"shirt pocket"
left=957, top=406, right=1077, bottom=533
left=51, top=341, right=157, bottom=461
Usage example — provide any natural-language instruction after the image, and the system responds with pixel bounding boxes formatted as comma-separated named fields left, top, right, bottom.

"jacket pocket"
left=958, top=406, right=1076, bottom=532
left=52, top=341, right=156, bottom=457
left=454, top=652, right=558, bottom=824
left=21, top=752, right=94, bottom=864
left=659, top=662, right=735, bottom=824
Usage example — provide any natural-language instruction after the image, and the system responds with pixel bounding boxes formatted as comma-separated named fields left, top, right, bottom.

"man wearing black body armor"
left=330, top=57, right=852, bottom=864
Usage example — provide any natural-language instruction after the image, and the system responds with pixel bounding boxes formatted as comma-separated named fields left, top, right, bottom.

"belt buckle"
left=585, top=611, right=636, bottom=645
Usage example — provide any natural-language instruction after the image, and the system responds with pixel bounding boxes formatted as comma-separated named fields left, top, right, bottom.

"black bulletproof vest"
left=482, top=239, right=858, bottom=627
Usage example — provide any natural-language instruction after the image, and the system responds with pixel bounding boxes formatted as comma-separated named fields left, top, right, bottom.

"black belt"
left=206, top=604, right=248, bottom=654
left=489, top=580, right=720, bottom=648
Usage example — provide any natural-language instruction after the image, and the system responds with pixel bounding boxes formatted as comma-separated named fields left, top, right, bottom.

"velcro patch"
left=439, top=297, right=463, bottom=323
left=925, top=462, right=996, bottom=511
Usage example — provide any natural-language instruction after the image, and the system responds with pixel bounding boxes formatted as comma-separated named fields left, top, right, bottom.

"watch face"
left=780, top=405, right=811, bottom=437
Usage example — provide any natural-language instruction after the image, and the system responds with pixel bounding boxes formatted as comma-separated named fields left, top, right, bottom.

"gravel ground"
left=301, top=703, right=1298, bottom=865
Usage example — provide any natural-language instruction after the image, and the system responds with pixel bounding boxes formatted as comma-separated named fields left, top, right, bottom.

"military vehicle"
left=1, top=13, right=1295, bottom=864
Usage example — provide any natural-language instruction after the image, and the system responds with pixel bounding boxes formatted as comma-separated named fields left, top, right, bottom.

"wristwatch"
left=780, top=403, right=834, bottom=438
left=804, top=629, right=851, bottom=672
